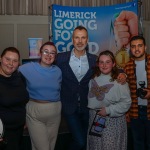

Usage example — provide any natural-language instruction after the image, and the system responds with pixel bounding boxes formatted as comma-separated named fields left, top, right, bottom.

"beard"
left=133, top=51, right=145, bottom=59
left=74, top=44, right=87, bottom=51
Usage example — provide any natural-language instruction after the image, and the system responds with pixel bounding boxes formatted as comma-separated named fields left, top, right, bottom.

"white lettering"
left=54, top=19, right=97, bottom=31
left=88, top=42, right=99, bottom=54
left=61, top=30, right=71, bottom=41
left=55, top=30, right=61, bottom=40
left=54, top=10, right=97, bottom=19
left=56, top=41, right=99, bottom=54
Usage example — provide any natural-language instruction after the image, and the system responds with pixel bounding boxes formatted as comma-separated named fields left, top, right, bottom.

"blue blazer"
left=57, top=51, right=97, bottom=115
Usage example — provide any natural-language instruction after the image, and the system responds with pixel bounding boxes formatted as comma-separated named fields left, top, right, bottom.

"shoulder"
left=19, top=62, right=33, bottom=69
left=87, top=53, right=97, bottom=66
left=89, top=78, right=96, bottom=84
left=89, top=76, right=101, bottom=87
left=12, top=70, right=22, bottom=77
left=57, top=51, right=71, bottom=58
left=11, top=70, right=26, bottom=82
left=19, top=62, right=36, bottom=74
left=52, top=65, right=62, bottom=73
left=56, top=51, right=71, bottom=65
left=147, top=54, right=150, bottom=60
left=87, top=52, right=97, bottom=60
left=124, top=58, right=134, bottom=69
left=125, top=58, right=134, bottom=65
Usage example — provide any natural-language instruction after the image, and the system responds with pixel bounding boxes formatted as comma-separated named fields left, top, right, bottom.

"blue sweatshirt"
left=19, top=62, right=62, bottom=102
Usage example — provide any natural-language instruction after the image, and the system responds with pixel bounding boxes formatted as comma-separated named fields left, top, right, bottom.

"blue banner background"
left=52, top=1, right=138, bottom=56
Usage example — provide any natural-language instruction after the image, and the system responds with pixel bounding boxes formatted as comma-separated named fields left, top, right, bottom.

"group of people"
left=0, top=42, right=62, bottom=150
left=0, top=25, right=150, bottom=150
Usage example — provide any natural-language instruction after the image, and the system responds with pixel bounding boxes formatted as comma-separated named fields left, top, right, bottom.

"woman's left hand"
left=97, top=107, right=107, bottom=116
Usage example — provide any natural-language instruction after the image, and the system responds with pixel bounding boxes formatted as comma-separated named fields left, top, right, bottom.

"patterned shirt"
left=124, top=54, right=150, bottom=120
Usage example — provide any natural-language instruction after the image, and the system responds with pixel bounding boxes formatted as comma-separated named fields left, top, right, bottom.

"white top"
left=87, top=74, right=131, bottom=117
left=69, top=50, right=89, bottom=82
left=135, top=59, right=147, bottom=106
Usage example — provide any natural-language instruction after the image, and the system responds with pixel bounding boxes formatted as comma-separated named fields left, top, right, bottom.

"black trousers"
left=130, top=106, right=150, bottom=150
left=2, top=126, right=24, bottom=150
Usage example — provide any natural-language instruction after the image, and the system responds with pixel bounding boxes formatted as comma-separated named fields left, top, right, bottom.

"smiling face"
left=130, top=39, right=146, bottom=61
left=0, top=51, right=19, bottom=77
left=98, top=54, right=115, bottom=75
left=39, top=45, right=57, bottom=67
left=72, top=29, right=88, bottom=53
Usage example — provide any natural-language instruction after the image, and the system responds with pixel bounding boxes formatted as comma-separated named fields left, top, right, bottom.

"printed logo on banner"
left=51, top=0, right=138, bottom=68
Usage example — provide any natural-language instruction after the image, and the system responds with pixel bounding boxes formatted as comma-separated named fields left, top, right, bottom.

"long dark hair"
left=92, top=50, right=119, bottom=81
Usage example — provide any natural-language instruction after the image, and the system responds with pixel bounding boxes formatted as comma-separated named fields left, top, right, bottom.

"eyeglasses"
left=42, top=50, right=56, bottom=57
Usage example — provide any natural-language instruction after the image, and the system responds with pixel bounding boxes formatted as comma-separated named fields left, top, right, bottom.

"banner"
left=52, top=1, right=138, bottom=68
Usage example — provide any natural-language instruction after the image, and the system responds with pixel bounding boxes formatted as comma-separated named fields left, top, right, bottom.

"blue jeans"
left=130, top=106, right=150, bottom=150
left=64, top=108, right=89, bottom=150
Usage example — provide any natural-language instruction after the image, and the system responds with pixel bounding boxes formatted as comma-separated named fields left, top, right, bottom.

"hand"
left=24, top=124, right=27, bottom=129
left=126, top=113, right=130, bottom=123
left=97, top=107, right=107, bottom=117
left=143, top=89, right=150, bottom=99
left=114, top=11, right=138, bottom=50
left=117, top=73, right=127, bottom=85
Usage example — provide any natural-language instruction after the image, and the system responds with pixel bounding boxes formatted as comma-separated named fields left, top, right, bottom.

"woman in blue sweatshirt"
left=0, top=47, right=29, bottom=150
left=19, top=42, right=62, bottom=150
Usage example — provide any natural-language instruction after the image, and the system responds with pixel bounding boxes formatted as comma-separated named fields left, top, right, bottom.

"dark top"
left=57, top=51, right=97, bottom=115
left=0, top=71, right=29, bottom=129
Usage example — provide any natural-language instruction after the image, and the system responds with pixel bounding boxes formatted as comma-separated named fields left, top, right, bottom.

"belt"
left=30, top=99, right=50, bottom=103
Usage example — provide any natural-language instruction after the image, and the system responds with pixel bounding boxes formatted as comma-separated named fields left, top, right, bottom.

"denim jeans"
left=64, top=107, right=89, bottom=150
left=130, top=106, right=150, bottom=150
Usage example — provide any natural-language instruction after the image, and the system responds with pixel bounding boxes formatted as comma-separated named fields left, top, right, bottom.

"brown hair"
left=39, top=41, right=57, bottom=65
left=93, top=50, right=118, bottom=81
left=72, top=25, right=88, bottom=38
left=1, top=47, right=20, bottom=60
left=39, top=41, right=57, bottom=53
